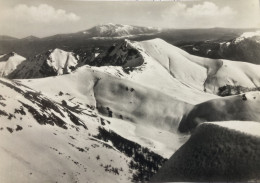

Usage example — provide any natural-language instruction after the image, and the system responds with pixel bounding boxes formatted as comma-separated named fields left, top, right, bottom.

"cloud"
left=162, top=2, right=237, bottom=28
left=6, top=4, right=80, bottom=24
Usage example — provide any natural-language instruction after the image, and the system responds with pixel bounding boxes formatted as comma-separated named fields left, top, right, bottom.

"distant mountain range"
left=0, top=23, right=258, bottom=61
left=79, top=23, right=161, bottom=37
left=180, top=30, right=260, bottom=64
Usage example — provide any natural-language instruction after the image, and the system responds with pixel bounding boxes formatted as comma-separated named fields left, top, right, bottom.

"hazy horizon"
left=2, top=25, right=260, bottom=39
left=0, top=0, right=259, bottom=38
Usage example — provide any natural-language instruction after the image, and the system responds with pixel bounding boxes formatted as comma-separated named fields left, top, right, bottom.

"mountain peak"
left=7, top=48, right=78, bottom=79
left=6, top=52, right=17, bottom=56
left=21, top=35, right=40, bottom=41
left=0, top=52, right=23, bottom=61
left=83, top=23, right=160, bottom=37
left=49, top=48, right=66, bottom=54
left=97, top=23, right=123, bottom=27
left=0, top=52, right=25, bottom=77
left=233, top=30, right=260, bottom=44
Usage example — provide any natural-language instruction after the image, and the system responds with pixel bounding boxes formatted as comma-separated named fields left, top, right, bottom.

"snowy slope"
left=135, top=38, right=260, bottom=94
left=178, top=92, right=260, bottom=132
left=92, top=38, right=260, bottom=100
left=0, top=78, right=168, bottom=183
left=21, top=65, right=193, bottom=134
left=0, top=52, right=25, bottom=77
left=91, top=39, right=217, bottom=104
left=8, top=49, right=78, bottom=79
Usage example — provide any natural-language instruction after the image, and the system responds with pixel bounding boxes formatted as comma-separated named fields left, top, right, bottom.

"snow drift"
left=178, top=92, right=260, bottom=132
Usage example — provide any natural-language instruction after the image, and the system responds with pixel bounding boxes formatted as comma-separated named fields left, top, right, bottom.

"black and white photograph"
left=0, top=0, right=260, bottom=182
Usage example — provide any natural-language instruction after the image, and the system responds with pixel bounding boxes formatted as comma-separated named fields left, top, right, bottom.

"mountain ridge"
left=8, top=48, right=78, bottom=79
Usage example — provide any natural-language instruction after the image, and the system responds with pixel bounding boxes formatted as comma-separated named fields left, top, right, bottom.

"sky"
left=0, top=0, right=259, bottom=38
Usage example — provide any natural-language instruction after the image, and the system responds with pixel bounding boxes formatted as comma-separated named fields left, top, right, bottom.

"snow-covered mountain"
left=219, top=30, right=260, bottom=64
left=7, top=38, right=260, bottom=124
left=81, top=23, right=161, bottom=38
left=232, top=31, right=260, bottom=44
left=1, top=37, right=260, bottom=182
left=180, top=30, right=260, bottom=64
left=8, top=49, right=79, bottom=79
left=0, top=52, right=26, bottom=77
left=20, top=38, right=260, bottom=137
left=92, top=38, right=260, bottom=95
